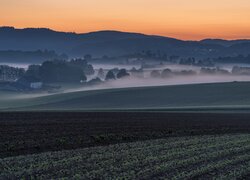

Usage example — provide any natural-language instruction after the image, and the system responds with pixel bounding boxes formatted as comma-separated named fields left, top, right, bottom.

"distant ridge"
left=200, top=38, right=250, bottom=47
left=1, top=26, right=250, bottom=58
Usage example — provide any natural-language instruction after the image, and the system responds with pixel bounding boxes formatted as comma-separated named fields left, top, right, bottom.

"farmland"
left=1, top=134, right=250, bottom=179
left=1, top=112, right=250, bottom=158
left=2, top=82, right=250, bottom=111
left=1, top=82, right=250, bottom=178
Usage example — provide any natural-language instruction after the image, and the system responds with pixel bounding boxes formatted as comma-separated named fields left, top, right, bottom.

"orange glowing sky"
left=1, top=0, right=250, bottom=40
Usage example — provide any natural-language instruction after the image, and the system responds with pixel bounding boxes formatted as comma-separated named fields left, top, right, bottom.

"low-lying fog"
left=65, top=75, right=250, bottom=94
left=0, top=63, right=30, bottom=69
left=4, top=63, right=250, bottom=99
left=63, top=63, right=250, bottom=94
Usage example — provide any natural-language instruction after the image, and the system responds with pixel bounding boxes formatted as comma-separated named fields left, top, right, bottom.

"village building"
left=17, top=76, right=43, bottom=89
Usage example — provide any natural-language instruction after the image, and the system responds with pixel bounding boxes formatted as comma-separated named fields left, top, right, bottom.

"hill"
left=0, top=50, right=67, bottom=63
left=2, top=82, right=250, bottom=111
left=200, top=39, right=250, bottom=47
left=1, top=27, right=250, bottom=59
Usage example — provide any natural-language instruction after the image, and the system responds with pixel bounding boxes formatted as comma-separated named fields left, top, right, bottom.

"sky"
left=1, top=0, right=250, bottom=40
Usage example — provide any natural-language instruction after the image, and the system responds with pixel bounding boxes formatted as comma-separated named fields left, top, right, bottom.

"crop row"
left=1, top=134, right=250, bottom=179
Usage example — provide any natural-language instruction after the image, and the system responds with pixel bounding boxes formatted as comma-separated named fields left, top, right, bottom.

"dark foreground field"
left=1, top=112, right=250, bottom=158
left=2, top=134, right=250, bottom=179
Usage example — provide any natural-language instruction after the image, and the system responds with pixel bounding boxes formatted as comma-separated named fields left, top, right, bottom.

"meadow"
left=1, top=81, right=250, bottom=111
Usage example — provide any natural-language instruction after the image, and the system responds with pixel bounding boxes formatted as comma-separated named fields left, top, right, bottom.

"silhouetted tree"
left=0, top=65, right=25, bottom=81
left=105, top=70, right=116, bottom=81
left=25, top=65, right=41, bottom=79
left=70, top=58, right=94, bottom=75
left=97, top=68, right=105, bottom=79
left=39, top=60, right=87, bottom=83
left=116, top=69, right=130, bottom=79
left=87, top=77, right=102, bottom=85
left=161, top=69, right=172, bottom=78
left=84, top=54, right=92, bottom=61
left=150, top=70, right=161, bottom=78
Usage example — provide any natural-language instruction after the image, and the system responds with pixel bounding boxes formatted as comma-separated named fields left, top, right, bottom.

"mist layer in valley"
left=3, top=63, right=250, bottom=93
left=2, top=57, right=250, bottom=103
left=63, top=64, right=250, bottom=93
left=2, top=60, right=250, bottom=111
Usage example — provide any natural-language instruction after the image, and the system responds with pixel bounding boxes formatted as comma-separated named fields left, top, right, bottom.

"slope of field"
left=1, top=134, right=250, bottom=179
left=2, top=82, right=250, bottom=111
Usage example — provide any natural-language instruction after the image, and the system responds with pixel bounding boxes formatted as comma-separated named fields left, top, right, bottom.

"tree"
left=70, top=58, right=94, bottom=75
left=87, top=77, right=102, bottom=85
left=97, top=68, right=105, bottom=79
left=40, top=60, right=87, bottom=83
left=25, top=65, right=41, bottom=79
left=84, top=54, right=92, bottom=61
left=116, top=69, right=130, bottom=79
left=105, top=70, right=116, bottom=81
left=150, top=70, right=161, bottom=78
left=161, top=69, right=172, bottom=78
left=84, top=64, right=95, bottom=75
left=0, top=65, right=25, bottom=81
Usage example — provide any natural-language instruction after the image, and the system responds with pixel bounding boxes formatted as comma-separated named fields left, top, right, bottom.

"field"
left=1, top=112, right=250, bottom=158
left=1, top=112, right=250, bottom=179
left=1, top=82, right=250, bottom=178
left=2, top=82, right=250, bottom=111
left=1, top=134, right=250, bottom=179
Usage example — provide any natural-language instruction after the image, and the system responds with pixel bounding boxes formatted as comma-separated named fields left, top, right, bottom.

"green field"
left=1, top=134, right=250, bottom=179
left=1, top=82, right=250, bottom=179
left=1, top=81, right=250, bottom=111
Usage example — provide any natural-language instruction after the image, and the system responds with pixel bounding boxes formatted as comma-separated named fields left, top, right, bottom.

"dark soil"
left=1, top=112, right=250, bottom=158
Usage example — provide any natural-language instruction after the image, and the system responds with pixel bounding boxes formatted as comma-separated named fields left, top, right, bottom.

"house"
left=17, top=76, right=43, bottom=89
left=30, top=82, right=43, bottom=89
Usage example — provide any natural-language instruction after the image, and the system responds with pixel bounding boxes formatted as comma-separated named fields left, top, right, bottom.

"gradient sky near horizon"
left=1, top=0, right=250, bottom=40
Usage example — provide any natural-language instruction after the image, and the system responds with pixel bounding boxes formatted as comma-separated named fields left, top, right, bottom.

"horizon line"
left=1, top=26, right=250, bottom=42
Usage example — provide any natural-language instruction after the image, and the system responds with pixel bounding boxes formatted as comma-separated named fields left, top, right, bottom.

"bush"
left=105, top=70, right=116, bottom=81
left=116, top=69, right=130, bottom=79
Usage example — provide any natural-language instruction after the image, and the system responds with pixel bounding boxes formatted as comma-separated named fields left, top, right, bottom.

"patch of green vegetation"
left=1, top=134, right=250, bottom=179
left=1, top=81, right=250, bottom=111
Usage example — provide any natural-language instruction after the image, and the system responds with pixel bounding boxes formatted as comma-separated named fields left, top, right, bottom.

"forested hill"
left=1, top=26, right=250, bottom=58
